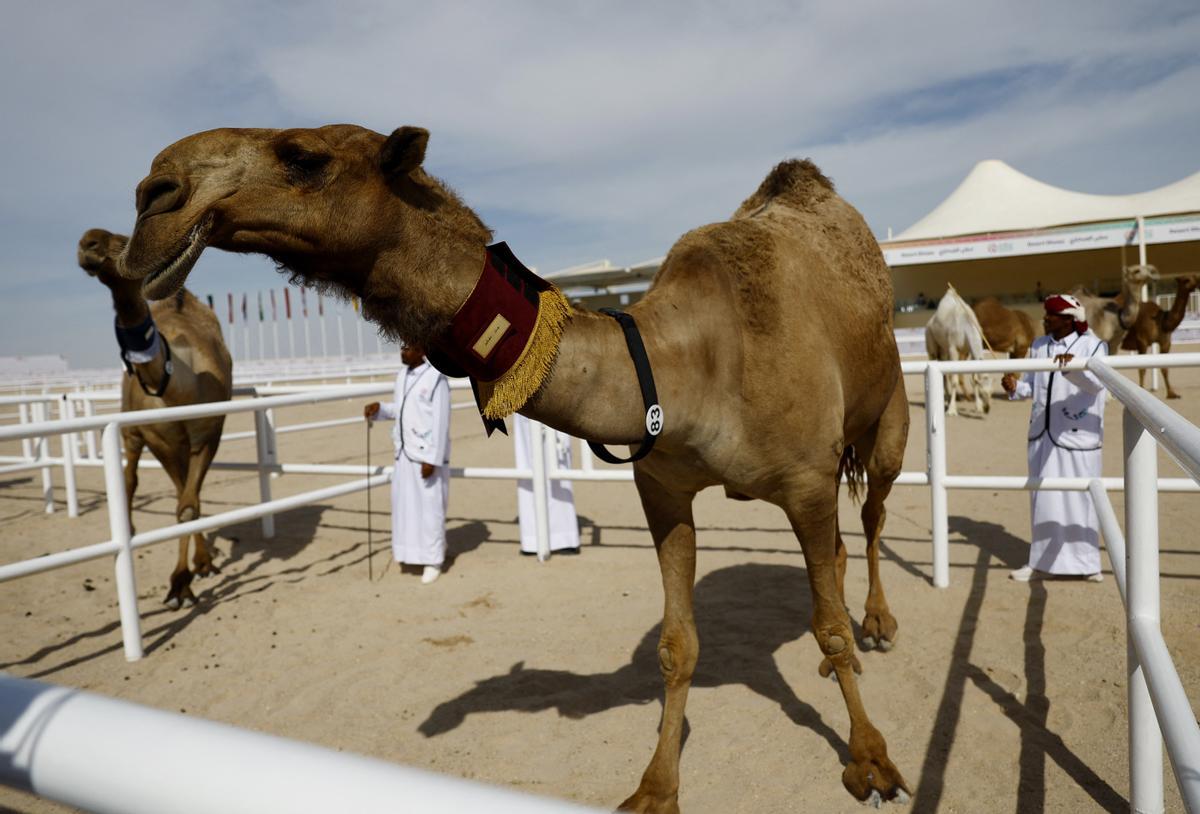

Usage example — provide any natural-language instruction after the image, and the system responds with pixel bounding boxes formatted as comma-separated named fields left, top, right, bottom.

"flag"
left=270, top=289, right=277, bottom=321
left=317, top=291, right=324, bottom=316
left=206, top=294, right=214, bottom=311
left=227, top=293, right=234, bottom=324
left=241, top=293, right=247, bottom=322
left=258, top=291, right=264, bottom=322
left=284, top=288, right=292, bottom=319
left=301, top=287, right=309, bottom=318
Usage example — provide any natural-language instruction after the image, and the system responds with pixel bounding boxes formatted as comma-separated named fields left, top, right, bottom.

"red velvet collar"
left=428, top=242, right=552, bottom=383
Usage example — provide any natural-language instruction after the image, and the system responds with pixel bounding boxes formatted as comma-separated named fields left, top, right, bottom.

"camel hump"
left=733, top=159, right=835, bottom=218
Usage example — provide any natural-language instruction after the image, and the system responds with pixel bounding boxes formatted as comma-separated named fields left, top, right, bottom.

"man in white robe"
left=1002, top=294, right=1107, bottom=582
left=365, top=345, right=451, bottom=584
left=514, top=413, right=581, bottom=556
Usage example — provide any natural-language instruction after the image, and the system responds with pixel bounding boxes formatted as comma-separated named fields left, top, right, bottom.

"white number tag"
left=645, top=404, right=663, bottom=436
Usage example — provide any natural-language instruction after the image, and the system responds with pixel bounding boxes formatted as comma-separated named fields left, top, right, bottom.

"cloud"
left=1, top=1, right=1198, bottom=367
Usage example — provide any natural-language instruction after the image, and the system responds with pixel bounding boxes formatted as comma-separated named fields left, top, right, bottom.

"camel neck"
left=520, top=307, right=652, bottom=444
left=107, top=278, right=151, bottom=328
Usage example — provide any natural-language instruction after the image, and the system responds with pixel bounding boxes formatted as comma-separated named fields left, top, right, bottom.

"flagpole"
left=257, top=291, right=266, bottom=361
left=241, top=294, right=250, bottom=362
left=318, top=293, right=329, bottom=358
left=227, top=293, right=237, bottom=362
left=271, top=289, right=280, bottom=360
left=285, top=289, right=296, bottom=359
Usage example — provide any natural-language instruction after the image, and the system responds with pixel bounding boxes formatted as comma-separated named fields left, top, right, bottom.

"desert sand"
left=2, top=364, right=1198, bottom=813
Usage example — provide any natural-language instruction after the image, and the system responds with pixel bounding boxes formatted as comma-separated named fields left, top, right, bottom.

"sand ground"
left=2, top=364, right=1198, bottom=813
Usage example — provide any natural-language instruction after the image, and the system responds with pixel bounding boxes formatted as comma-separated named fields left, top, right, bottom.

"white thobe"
left=376, top=362, right=451, bottom=566
left=1010, top=330, right=1108, bottom=574
left=514, top=413, right=580, bottom=554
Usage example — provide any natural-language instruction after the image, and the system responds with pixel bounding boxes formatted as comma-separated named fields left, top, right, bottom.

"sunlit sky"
left=2, top=1, right=1198, bottom=368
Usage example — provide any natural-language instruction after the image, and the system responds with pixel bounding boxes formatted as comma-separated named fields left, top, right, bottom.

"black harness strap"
left=115, top=316, right=173, bottom=399
left=587, top=308, right=663, bottom=464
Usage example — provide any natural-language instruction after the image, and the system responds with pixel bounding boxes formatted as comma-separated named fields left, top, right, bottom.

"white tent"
left=892, top=159, right=1200, bottom=242
left=879, top=160, right=1200, bottom=306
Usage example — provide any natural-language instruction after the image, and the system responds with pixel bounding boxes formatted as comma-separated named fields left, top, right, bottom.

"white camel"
left=925, top=285, right=991, bottom=416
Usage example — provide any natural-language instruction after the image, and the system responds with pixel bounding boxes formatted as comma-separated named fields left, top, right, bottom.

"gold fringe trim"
left=479, top=285, right=571, bottom=419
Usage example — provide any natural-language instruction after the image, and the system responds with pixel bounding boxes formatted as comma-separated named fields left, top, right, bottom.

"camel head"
left=78, top=228, right=131, bottom=286
left=1177, top=275, right=1198, bottom=296
left=120, top=124, right=492, bottom=344
left=1124, top=264, right=1159, bottom=285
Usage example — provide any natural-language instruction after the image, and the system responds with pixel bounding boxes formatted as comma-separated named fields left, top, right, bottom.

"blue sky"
left=2, top=1, right=1198, bottom=369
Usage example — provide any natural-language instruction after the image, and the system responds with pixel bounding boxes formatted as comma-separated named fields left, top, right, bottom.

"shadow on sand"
left=418, top=562, right=851, bottom=763
left=911, top=515, right=1126, bottom=813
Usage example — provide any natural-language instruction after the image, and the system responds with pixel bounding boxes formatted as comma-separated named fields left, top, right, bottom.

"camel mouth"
left=141, top=217, right=212, bottom=300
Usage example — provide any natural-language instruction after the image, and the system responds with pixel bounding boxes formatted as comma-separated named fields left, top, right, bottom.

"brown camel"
left=1071, top=264, right=1158, bottom=353
left=972, top=297, right=1036, bottom=360
left=1120, top=275, right=1198, bottom=398
left=78, top=228, right=232, bottom=608
left=117, top=125, right=911, bottom=809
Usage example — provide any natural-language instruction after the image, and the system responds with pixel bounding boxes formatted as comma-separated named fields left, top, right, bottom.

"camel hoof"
left=875, top=638, right=895, bottom=653
left=862, top=635, right=876, bottom=651
left=164, top=596, right=181, bottom=611
left=895, top=789, right=911, bottom=804
left=865, top=790, right=882, bottom=808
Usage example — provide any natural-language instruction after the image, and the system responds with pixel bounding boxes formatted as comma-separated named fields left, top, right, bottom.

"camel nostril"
left=136, top=175, right=186, bottom=220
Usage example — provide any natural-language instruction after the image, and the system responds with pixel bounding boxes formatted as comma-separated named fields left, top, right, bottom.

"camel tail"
left=839, top=444, right=867, bottom=504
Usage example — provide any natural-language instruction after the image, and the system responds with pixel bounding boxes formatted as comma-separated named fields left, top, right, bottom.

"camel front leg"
left=178, top=442, right=221, bottom=578
left=787, top=489, right=909, bottom=805
left=122, top=430, right=144, bottom=536
left=619, top=467, right=698, bottom=814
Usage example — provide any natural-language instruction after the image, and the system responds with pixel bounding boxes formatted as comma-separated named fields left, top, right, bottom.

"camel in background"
left=78, top=228, right=232, bottom=609
left=973, top=297, right=1036, bottom=361
left=1072, top=264, right=1159, bottom=352
left=1120, top=275, right=1198, bottom=398
left=117, top=125, right=911, bottom=809
left=925, top=285, right=991, bottom=416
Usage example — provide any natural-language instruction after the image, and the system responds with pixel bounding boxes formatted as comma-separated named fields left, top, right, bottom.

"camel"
left=924, top=285, right=990, bottom=416
left=1120, top=275, right=1198, bottom=398
left=972, top=297, right=1036, bottom=361
left=117, top=125, right=912, bottom=809
left=77, top=228, right=233, bottom=609
left=1071, top=264, right=1159, bottom=353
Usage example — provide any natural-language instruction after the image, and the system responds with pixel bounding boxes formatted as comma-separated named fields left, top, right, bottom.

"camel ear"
left=381, top=127, right=429, bottom=179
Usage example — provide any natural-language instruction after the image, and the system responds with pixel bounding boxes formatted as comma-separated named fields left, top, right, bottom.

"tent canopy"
left=893, top=159, right=1200, bottom=242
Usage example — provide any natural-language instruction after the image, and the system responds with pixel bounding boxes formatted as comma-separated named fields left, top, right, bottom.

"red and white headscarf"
left=1044, top=293, right=1088, bottom=334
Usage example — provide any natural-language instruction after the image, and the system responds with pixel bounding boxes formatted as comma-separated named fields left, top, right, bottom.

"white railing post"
left=18, top=402, right=32, bottom=460
left=102, top=422, right=143, bottom=662
left=925, top=363, right=949, bottom=587
left=35, top=402, right=54, bottom=514
left=83, top=398, right=99, bottom=460
left=1123, top=408, right=1163, bottom=814
left=265, top=407, right=280, bottom=479
left=254, top=409, right=275, bottom=539
left=529, top=420, right=551, bottom=562
left=58, top=396, right=78, bottom=518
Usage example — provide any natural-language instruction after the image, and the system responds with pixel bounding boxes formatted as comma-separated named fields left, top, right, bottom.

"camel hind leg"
left=619, top=465, right=698, bottom=814
left=785, top=473, right=910, bottom=804
left=1160, top=337, right=1182, bottom=399
left=178, top=439, right=222, bottom=579
left=840, top=376, right=908, bottom=653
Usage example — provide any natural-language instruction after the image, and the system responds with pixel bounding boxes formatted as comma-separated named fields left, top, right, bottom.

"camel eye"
left=276, top=143, right=332, bottom=186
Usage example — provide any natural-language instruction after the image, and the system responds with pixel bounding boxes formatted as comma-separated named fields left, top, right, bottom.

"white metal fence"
left=2, top=354, right=1199, bottom=811
left=0, top=673, right=603, bottom=814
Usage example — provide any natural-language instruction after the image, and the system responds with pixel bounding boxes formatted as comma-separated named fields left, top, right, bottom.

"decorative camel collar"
left=426, top=242, right=570, bottom=427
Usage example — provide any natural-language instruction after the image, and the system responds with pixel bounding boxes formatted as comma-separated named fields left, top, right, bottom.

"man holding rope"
left=365, top=344, right=451, bottom=584
left=1002, top=294, right=1108, bottom=583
